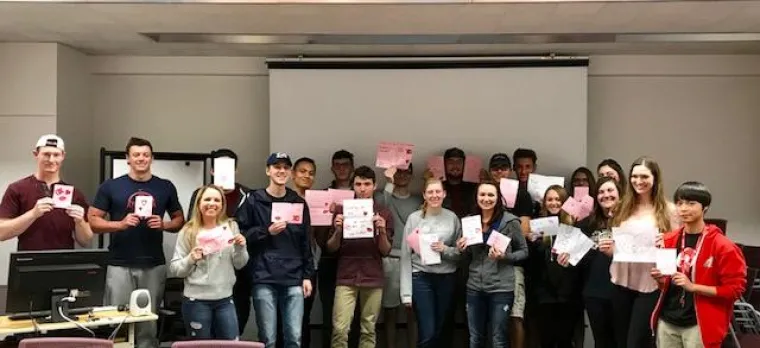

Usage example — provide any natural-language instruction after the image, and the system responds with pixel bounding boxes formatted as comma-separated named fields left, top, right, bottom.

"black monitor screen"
left=6, top=249, right=108, bottom=315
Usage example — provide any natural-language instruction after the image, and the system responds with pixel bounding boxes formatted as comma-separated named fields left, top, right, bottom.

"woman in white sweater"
left=170, top=184, right=249, bottom=340
left=400, top=177, right=462, bottom=348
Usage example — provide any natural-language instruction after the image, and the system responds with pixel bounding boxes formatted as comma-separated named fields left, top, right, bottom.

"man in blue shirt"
left=88, top=137, right=184, bottom=348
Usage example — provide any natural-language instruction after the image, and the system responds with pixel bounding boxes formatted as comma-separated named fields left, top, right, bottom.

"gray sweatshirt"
left=400, top=208, right=462, bottom=304
left=464, top=211, right=528, bottom=293
left=169, top=220, right=250, bottom=300
left=374, top=188, right=423, bottom=257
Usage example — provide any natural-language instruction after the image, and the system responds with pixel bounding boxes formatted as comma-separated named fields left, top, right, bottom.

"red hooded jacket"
left=651, top=224, right=747, bottom=347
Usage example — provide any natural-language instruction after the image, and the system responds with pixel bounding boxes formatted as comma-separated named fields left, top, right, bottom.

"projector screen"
left=269, top=61, right=589, bottom=191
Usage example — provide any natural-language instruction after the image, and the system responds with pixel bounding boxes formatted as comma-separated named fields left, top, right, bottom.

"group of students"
left=0, top=134, right=748, bottom=348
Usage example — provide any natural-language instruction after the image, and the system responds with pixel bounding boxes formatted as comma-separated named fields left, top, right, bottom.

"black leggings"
left=611, top=285, right=658, bottom=348
left=584, top=297, right=617, bottom=348
left=537, top=302, right=580, bottom=348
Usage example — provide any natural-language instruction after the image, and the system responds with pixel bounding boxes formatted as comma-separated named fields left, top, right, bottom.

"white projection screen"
left=269, top=59, right=589, bottom=191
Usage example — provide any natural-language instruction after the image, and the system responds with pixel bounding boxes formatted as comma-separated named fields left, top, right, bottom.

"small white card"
left=461, top=215, right=483, bottom=246
left=134, top=196, right=154, bottom=217
left=342, top=199, right=375, bottom=239
left=657, top=248, right=678, bottom=275
left=213, top=157, right=236, bottom=190
left=527, top=173, right=565, bottom=202
left=529, top=216, right=559, bottom=236
left=486, top=231, right=511, bottom=253
left=52, top=184, right=74, bottom=208
left=419, top=234, right=442, bottom=265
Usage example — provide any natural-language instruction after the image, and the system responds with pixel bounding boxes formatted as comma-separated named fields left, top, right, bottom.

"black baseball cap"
left=489, top=153, right=512, bottom=169
left=444, top=147, right=465, bottom=160
left=266, top=152, right=292, bottom=167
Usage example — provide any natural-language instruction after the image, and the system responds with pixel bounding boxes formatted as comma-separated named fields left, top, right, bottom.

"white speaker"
left=129, top=289, right=152, bottom=316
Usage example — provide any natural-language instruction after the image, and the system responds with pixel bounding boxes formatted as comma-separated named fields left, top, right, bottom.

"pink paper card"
left=574, top=186, right=589, bottom=199
left=328, top=189, right=355, bottom=206
left=197, top=224, right=234, bottom=255
left=577, top=196, right=594, bottom=220
left=305, top=190, right=333, bottom=226
left=562, top=198, right=582, bottom=218
left=271, top=203, right=303, bottom=224
left=426, top=156, right=445, bottom=180
left=462, top=156, right=483, bottom=183
left=406, top=228, right=421, bottom=254
left=499, top=178, right=519, bottom=208
left=52, top=184, right=74, bottom=208
left=134, top=196, right=153, bottom=217
left=375, top=142, right=414, bottom=170
left=486, top=231, right=511, bottom=253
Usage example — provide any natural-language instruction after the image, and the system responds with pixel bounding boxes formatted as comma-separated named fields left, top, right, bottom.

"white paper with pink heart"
left=197, top=224, right=234, bottom=255
left=134, top=196, right=154, bottom=218
left=342, top=198, right=374, bottom=239
left=52, top=184, right=74, bottom=208
left=486, top=231, right=511, bottom=253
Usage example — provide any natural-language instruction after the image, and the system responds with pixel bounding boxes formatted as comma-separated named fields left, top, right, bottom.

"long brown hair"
left=184, top=185, right=230, bottom=248
left=590, top=176, right=621, bottom=231
left=539, top=185, right=574, bottom=225
left=421, top=177, right=444, bottom=218
left=611, top=156, right=671, bottom=232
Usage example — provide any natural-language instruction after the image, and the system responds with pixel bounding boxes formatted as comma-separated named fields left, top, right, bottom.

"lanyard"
left=679, top=230, right=705, bottom=278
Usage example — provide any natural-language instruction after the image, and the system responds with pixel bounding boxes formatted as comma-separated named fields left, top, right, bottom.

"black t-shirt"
left=509, top=185, right=539, bottom=218
left=660, top=233, right=701, bottom=327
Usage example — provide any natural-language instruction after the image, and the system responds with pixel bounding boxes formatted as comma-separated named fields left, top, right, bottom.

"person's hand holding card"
left=66, top=204, right=85, bottom=223
left=147, top=215, right=164, bottom=230
left=120, top=213, right=140, bottom=230
left=32, top=197, right=54, bottom=218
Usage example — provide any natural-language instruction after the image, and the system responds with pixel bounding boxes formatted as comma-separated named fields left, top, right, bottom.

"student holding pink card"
left=235, top=152, right=314, bottom=348
left=455, top=181, right=527, bottom=348
left=170, top=184, right=249, bottom=340
left=0, top=134, right=93, bottom=250
left=570, top=167, right=597, bottom=199
left=399, top=178, right=461, bottom=348
left=526, top=185, right=582, bottom=348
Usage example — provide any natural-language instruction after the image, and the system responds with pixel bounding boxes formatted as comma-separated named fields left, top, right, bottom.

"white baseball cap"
left=35, top=134, right=65, bottom=151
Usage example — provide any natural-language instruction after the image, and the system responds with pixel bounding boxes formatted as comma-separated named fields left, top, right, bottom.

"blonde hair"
left=421, top=177, right=444, bottom=218
left=611, top=157, right=671, bottom=232
left=184, top=184, right=230, bottom=249
left=539, top=185, right=574, bottom=244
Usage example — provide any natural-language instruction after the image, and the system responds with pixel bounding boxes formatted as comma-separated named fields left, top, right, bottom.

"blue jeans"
left=412, top=272, right=456, bottom=348
left=253, top=284, right=304, bottom=348
left=181, top=296, right=239, bottom=340
left=466, top=290, right=514, bottom=348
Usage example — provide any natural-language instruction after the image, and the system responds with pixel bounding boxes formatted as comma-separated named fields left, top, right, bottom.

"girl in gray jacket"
left=456, top=181, right=528, bottom=348
left=170, top=185, right=250, bottom=340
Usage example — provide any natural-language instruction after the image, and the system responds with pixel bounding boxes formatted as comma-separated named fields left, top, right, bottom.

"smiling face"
left=544, top=189, right=563, bottom=215
left=477, top=183, right=499, bottom=211
left=423, top=181, right=446, bottom=209
left=127, top=145, right=153, bottom=174
left=445, top=157, right=465, bottom=179
left=597, top=181, right=620, bottom=210
left=34, top=147, right=64, bottom=175
left=198, top=187, right=225, bottom=220
left=266, top=162, right=291, bottom=186
left=676, top=199, right=705, bottom=224
left=630, top=164, right=655, bottom=197
left=292, top=161, right=315, bottom=190
left=514, top=157, right=535, bottom=183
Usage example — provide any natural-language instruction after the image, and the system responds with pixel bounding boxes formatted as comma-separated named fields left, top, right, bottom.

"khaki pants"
left=657, top=319, right=704, bottom=348
left=331, top=285, right=383, bottom=348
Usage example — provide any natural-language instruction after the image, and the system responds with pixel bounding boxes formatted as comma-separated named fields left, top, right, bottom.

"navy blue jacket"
left=236, top=188, right=314, bottom=286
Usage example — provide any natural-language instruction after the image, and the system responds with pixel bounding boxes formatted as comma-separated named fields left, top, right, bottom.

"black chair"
left=706, top=218, right=728, bottom=235
left=158, top=277, right=186, bottom=343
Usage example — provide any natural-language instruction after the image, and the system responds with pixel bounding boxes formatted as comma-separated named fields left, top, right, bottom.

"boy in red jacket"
left=651, top=181, right=746, bottom=348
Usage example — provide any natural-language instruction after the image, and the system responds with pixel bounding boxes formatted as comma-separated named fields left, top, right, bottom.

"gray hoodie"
left=464, top=211, right=528, bottom=293
left=169, top=220, right=249, bottom=300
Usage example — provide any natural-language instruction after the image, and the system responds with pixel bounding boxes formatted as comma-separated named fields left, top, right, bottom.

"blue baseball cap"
left=267, top=152, right=292, bottom=167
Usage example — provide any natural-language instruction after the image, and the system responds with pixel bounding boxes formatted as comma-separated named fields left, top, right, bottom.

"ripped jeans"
left=181, top=296, right=240, bottom=340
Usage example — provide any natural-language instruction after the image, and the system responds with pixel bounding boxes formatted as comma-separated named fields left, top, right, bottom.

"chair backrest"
left=742, top=245, right=760, bottom=270
left=705, top=218, right=727, bottom=235
left=171, top=341, right=265, bottom=348
left=19, top=337, right=114, bottom=348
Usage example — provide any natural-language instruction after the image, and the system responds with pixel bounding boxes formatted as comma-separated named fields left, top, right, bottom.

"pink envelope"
left=574, top=186, right=589, bottom=199
left=406, top=228, right=421, bottom=254
left=500, top=179, right=519, bottom=208
left=486, top=231, right=511, bottom=253
left=562, top=198, right=582, bottom=218
left=305, top=190, right=333, bottom=226
left=462, top=156, right=483, bottom=183
left=197, top=225, right=234, bottom=254
left=426, top=156, right=445, bottom=180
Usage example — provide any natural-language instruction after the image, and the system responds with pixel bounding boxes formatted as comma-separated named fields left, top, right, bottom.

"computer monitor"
left=5, top=249, right=108, bottom=321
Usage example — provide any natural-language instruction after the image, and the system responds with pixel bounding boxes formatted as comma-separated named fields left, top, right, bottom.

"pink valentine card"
left=271, top=203, right=304, bottom=224
left=578, top=196, right=594, bottom=220
left=486, top=231, right=512, bottom=253
left=574, top=186, right=589, bottom=199
left=289, top=203, right=304, bottom=224
left=52, top=184, right=74, bottom=208
left=197, top=225, right=234, bottom=254
left=462, top=156, right=483, bottom=183
left=406, top=228, right=421, bottom=254
left=426, top=156, right=445, bottom=180
left=375, top=142, right=414, bottom=170
left=499, top=178, right=519, bottom=208
left=328, top=189, right=355, bottom=206
left=305, top=190, right=333, bottom=226
left=562, top=198, right=582, bottom=218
